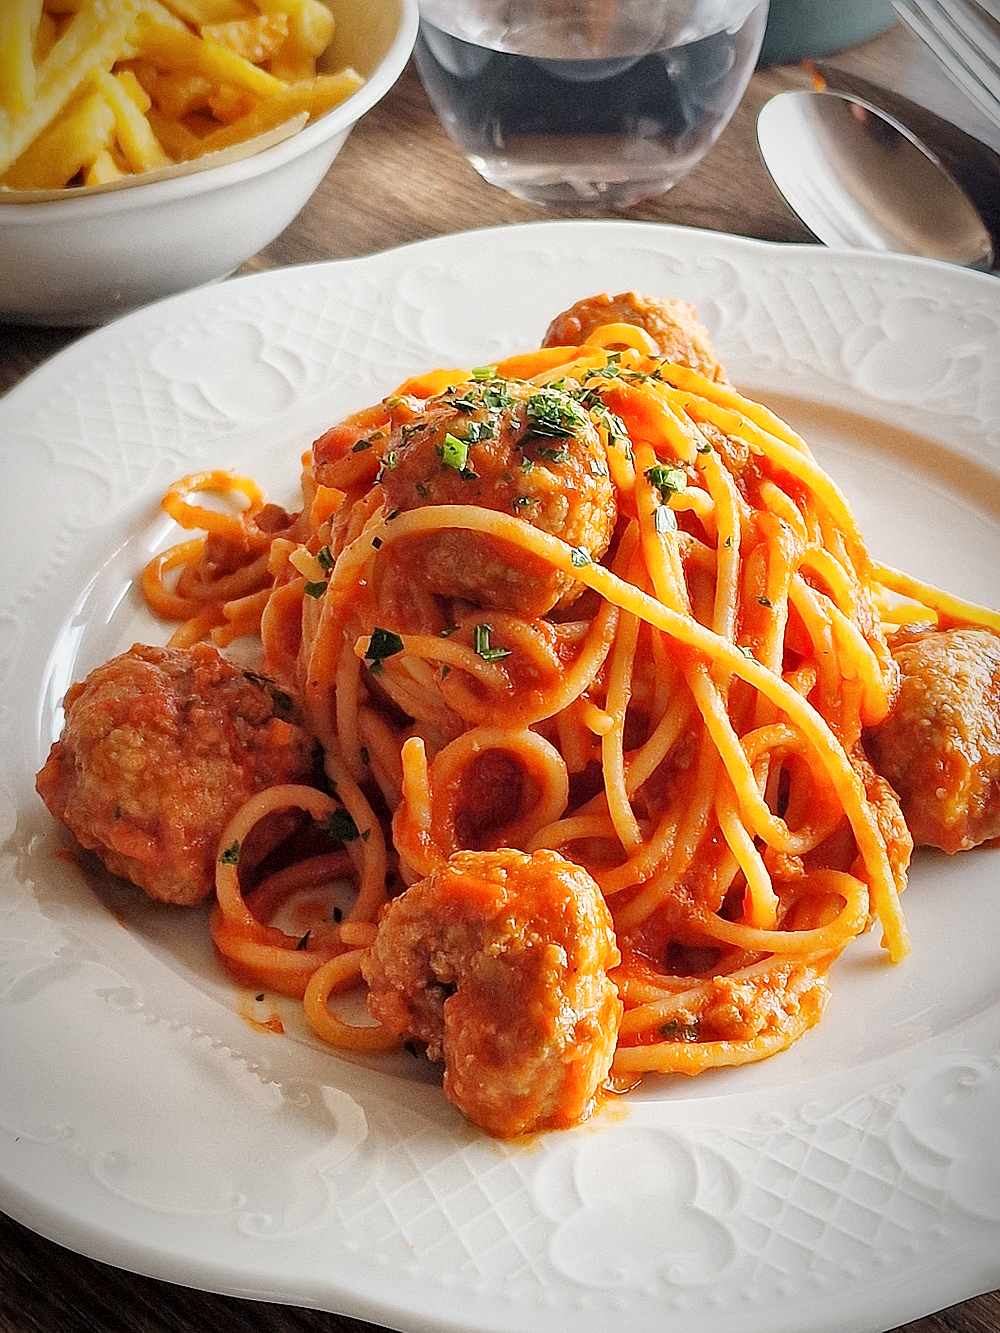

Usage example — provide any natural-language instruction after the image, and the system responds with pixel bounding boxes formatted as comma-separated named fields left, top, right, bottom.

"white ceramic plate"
left=2, top=221, right=999, bottom=1333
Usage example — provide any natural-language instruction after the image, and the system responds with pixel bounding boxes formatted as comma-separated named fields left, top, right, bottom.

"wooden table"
left=2, top=22, right=998, bottom=1333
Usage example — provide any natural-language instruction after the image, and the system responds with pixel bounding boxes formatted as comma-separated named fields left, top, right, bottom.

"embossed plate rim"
left=1, top=220, right=999, bottom=1333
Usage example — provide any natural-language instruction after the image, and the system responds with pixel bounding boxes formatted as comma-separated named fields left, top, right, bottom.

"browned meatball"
left=865, top=625, right=1000, bottom=854
left=36, top=643, right=316, bottom=905
left=542, top=291, right=726, bottom=381
left=378, top=377, right=616, bottom=618
left=363, top=847, right=622, bottom=1138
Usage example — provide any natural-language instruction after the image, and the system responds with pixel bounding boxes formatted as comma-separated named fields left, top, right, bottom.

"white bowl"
left=0, top=0, right=419, bottom=326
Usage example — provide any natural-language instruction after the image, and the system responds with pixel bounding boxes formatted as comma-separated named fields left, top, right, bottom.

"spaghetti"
left=129, top=295, right=997, bottom=1123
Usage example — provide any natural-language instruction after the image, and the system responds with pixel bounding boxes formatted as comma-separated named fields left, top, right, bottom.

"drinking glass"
left=413, top=0, right=770, bottom=208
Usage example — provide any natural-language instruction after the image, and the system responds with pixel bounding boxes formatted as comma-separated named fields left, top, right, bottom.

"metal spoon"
left=756, top=89, right=994, bottom=270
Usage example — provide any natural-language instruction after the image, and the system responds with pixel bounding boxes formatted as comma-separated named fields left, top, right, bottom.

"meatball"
left=362, top=847, right=622, bottom=1138
left=542, top=290, right=726, bottom=381
left=865, top=625, right=1000, bottom=853
left=377, top=377, right=616, bottom=618
left=36, top=643, right=316, bottom=905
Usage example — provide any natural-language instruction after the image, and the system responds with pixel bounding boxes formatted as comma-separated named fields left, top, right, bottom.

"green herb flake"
left=351, top=429, right=385, bottom=453
left=570, top=545, right=592, bottom=567
left=526, top=389, right=588, bottom=439
left=219, top=840, right=240, bottom=865
left=644, top=464, right=687, bottom=499
left=364, top=626, right=404, bottom=671
left=325, top=808, right=360, bottom=843
left=659, top=1018, right=700, bottom=1042
left=473, top=622, right=511, bottom=663
left=316, top=545, right=334, bottom=570
left=463, top=419, right=494, bottom=443
left=440, top=432, right=470, bottom=471
left=242, top=670, right=292, bottom=713
left=654, top=505, right=677, bottom=535
left=303, top=580, right=327, bottom=599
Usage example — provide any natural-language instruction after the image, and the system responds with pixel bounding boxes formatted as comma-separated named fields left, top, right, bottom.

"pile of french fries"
left=0, top=0, right=364, bottom=191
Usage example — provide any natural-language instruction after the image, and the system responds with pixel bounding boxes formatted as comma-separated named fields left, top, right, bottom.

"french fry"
left=160, top=0, right=252, bottom=23
left=144, top=67, right=213, bottom=119
left=82, top=145, right=123, bottom=185
left=89, top=66, right=171, bottom=172
left=199, top=14, right=289, bottom=65
left=145, top=104, right=207, bottom=158
left=2, top=85, right=115, bottom=187
left=33, top=10, right=60, bottom=63
left=0, top=0, right=44, bottom=118
left=1, top=0, right=364, bottom=193
left=185, top=66, right=361, bottom=157
left=130, top=18, right=286, bottom=97
left=257, top=0, right=331, bottom=58
left=0, top=0, right=141, bottom=176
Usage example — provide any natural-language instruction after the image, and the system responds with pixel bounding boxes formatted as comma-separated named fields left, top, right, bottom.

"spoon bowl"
left=756, top=89, right=994, bottom=270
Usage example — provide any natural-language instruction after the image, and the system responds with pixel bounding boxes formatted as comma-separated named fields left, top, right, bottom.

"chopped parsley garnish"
left=644, top=464, right=687, bottom=499
left=440, top=432, right=470, bottom=471
left=525, top=389, right=588, bottom=439
left=364, top=626, right=404, bottom=673
left=242, top=670, right=292, bottom=712
left=570, top=545, right=592, bottom=567
left=303, top=580, right=327, bottom=599
left=586, top=400, right=631, bottom=457
left=473, top=622, right=511, bottom=663
left=219, top=840, right=240, bottom=865
left=316, top=545, right=334, bottom=570
left=654, top=505, right=677, bottom=535
left=351, top=430, right=384, bottom=452
left=326, top=808, right=361, bottom=842
left=536, top=445, right=570, bottom=464
left=463, top=418, right=494, bottom=443
left=659, top=1018, right=700, bottom=1042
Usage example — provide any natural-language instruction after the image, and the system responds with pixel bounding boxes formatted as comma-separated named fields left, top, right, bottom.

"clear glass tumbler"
left=414, top=0, right=769, bottom=208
